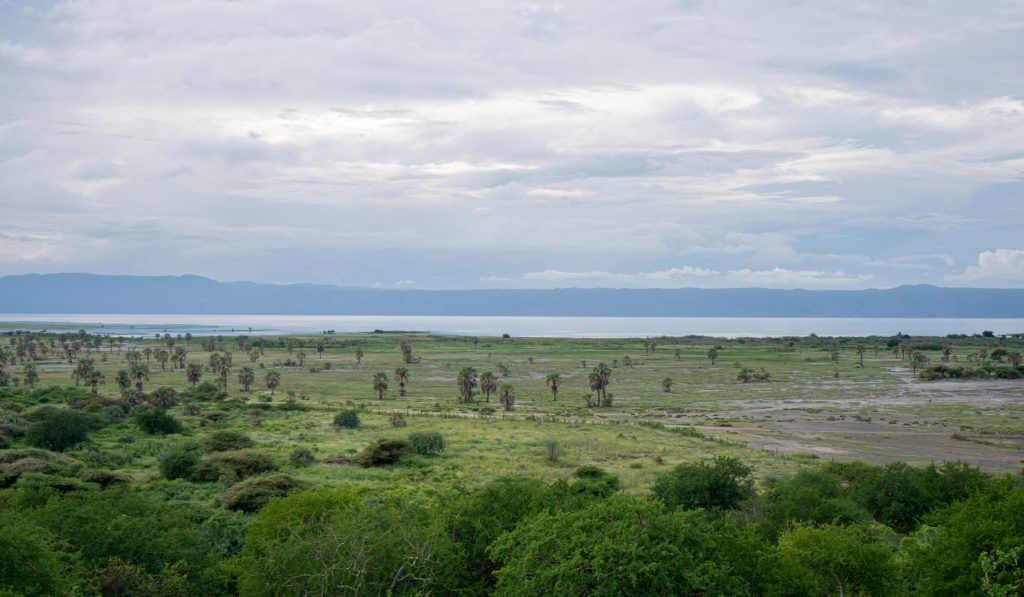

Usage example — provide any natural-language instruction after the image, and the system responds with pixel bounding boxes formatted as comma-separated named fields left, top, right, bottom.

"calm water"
left=1, top=314, right=1022, bottom=338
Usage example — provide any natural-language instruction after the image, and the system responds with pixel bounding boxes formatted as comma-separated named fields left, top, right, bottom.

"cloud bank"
left=1, top=1, right=1023, bottom=288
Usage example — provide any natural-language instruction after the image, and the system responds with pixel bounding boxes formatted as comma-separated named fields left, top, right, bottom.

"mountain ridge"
left=1, top=273, right=1022, bottom=318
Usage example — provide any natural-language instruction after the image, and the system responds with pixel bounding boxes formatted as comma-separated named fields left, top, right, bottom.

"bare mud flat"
left=669, top=376, right=1024, bottom=471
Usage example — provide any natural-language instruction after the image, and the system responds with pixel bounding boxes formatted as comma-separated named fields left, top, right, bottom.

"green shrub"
left=653, top=456, right=754, bottom=510
left=332, top=410, right=360, bottom=429
left=14, top=472, right=97, bottom=493
left=235, top=488, right=461, bottom=594
left=205, top=430, right=255, bottom=452
left=543, top=439, right=561, bottom=464
left=355, top=438, right=409, bottom=467
left=0, top=513, right=64, bottom=596
left=25, top=409, right=90, bottom=452
left=288, top=447, right=316, bottom=467
left=82, top=469, right=132, bottom=487
left=490, top=495, right=748, bottom=594
left=570, top=465, right=621, bottom=497
left=408, top=431, right=446, bottom=455
left=187, top=459, right=224, bottom=483
left=208, top=449, right=278, bottom=478
left=134, top=407, right=183, bottom=435
left=221, top=472, right=304, bottom=512
left=0, top=448, right=84, bottom=486
left=159, top=445, right=201, bottom=481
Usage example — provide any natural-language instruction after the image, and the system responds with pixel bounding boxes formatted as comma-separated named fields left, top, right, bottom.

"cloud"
left=1, top=1, right=1023, bottom=288
left=945, top=249, right=1024, bottom=287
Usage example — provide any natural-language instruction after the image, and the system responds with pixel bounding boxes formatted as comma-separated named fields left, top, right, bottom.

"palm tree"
left=479, top=371, right=497, bottom=402
left=212, top=353, right=233, bottom=391
left=498, top=383, right=515, bottom=411
left=143, top=348, right=153, bottom=364
left=186, top=362, right=203, bottom=387
left=661, top=377, right=673, bottom=393
left=316, top=341, right=325, bottom=359
left=115, top=370, right=131, bottom=394
left=173, top=347, right=187, bottom=369
left=674, top=348, right=682, bottom=360
left=72, top=358, right=94, bottom=386
left=87, top=370, right=105, bottom=395
left=394, top=367, right=410, bottom=396
left=264, top=370, right=281, bottom=395
left=155, top=349, right=170, bottom=370
left=707, top=348, right=718, bottom=365
left=238, top=366, right=255, bottom=391
left=545, top=373, right=561, bottom=401
left=856, top=344, right=865, bottom=368
left=372, top=372, right=389, bottom=399
left=23, top=363, right=38, bottom=388
left=130, top=363, right=150, bottom=392
left=457, top=367, right=478, bottom=403
left=355, top=348, right=364, bottom=365
left=593, top=363, right=611, bottom=403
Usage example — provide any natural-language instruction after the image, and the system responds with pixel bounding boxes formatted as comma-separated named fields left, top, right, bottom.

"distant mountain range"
left=1, top=273, right=1023, bottom=318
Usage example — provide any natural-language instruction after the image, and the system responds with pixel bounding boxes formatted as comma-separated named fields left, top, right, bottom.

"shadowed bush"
left=221, top=472, right=305, bottom=512
left=409, top=431, right=446, bottom=455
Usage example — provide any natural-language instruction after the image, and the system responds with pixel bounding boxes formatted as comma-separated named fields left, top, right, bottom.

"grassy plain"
left=16, top=331, right=1024, bottom=493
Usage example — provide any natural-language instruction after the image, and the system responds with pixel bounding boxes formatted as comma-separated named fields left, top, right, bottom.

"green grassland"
left=8, top=331, right=1023, bottom=494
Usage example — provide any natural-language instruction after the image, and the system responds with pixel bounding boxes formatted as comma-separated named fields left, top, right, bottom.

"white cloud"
left=1, top=1, right=1023, bottom=287
left=945, top=249, right=1024, bottom=287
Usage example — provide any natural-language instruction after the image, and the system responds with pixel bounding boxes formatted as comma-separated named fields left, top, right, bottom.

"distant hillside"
left=1, top=273, right=1023, bottom=317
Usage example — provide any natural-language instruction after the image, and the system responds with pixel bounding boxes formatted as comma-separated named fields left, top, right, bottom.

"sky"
left=1, top=0, right=1023, bottom=290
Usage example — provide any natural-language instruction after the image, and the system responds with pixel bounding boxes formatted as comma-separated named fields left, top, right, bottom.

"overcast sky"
left=1, top=1, right=1023, bottom=289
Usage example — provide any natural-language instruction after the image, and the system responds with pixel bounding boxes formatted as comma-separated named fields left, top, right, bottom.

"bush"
left=332, top=410, right=360, bottom=429
left=653, top=456, right=754, bottom=510
left=355, top=438, right=409, bottom=467
left=25, top=409, right=90, bottom=452
left=490, top=495, right=748, bottom=595
left=221, top=472, right=304, bottom=512
left=235, top=488, right=461, bottom=594
left=570, top=465, right=622, bottom=497
left=205, top=430, right=255, bottom=452
left=159, top=445, right=202, bottom=481
left=0, top=513, right=64, bottom=596
left=408, top=431, right=446, bottom=455
left=207, top=449, right=278, bottom=479
left=14, top=472, right=97, bottom=493
left=388, top=414, right=407, bottom=427
left=288, top=447, right=315, bottom=467
left=0, top=448, right=85, bottom=486
left=82, top=469, right=132, bottom=487
left=543, top=440, right=560, bottom=463
left=134, top=407, right=183, bottom=435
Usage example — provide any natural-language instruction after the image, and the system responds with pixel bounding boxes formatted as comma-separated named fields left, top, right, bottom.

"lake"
left=1, top=314, right=1022, bottom=338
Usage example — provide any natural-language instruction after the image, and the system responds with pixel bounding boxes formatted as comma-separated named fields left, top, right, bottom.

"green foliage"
left=96, top=557, right=189, bottom=597
left=236, top=488, right=462, bottom=595
left=409, top=431, right=446, bottom=455
left=0, top=448, right=85, bottom=486
left=653, top=456, right=754, bottom=510
left=159, top=444, right=202, bottom=481
left=543, top=439, right=561, bottom=463
left=901, top=483, right=1024, bottom=594
left=569, top=465, right=622, bottom=497
left=134, top=406, right=183, bottom=435
left=332, top=409, right=360, bottom=429
left=81, top=468, right=132, bottom=487
left=355, top=438, right=410, bottom=467
left=25, top=408, right=89, bottom=451
left=490, top=495, right=748, bottom=595
left=758, top=468, right=870, bottom=539
left=778, top=523, right=899, bottom=596
left=204, top=430, right=254, bottom=452
left=851, top=461, right=936, bottom=533
left=288, top=446, right=316, bottom=467
left=0, top=512, right=64, bottom=596
left=207, top=449, right=278, bottom=479
left=220, top=472, right=305, bottom=512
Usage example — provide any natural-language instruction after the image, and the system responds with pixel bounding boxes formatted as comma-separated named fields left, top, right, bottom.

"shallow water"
left=1, top=314, right=1021, bottom=338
